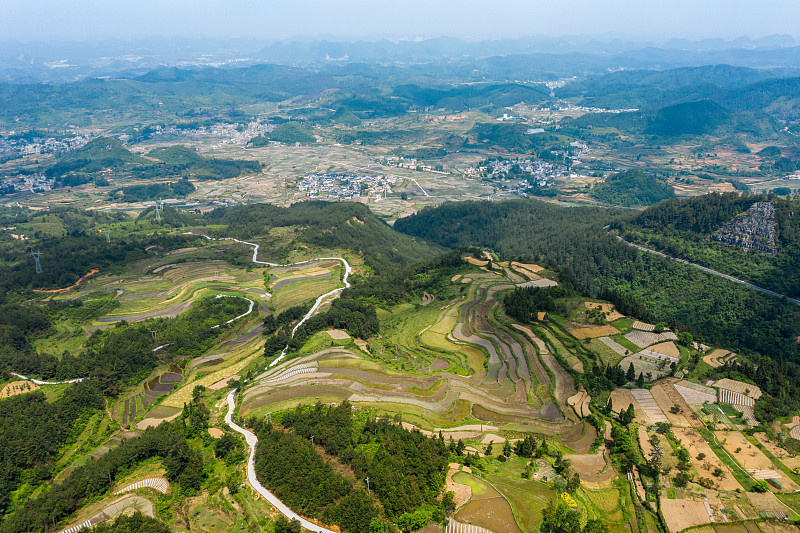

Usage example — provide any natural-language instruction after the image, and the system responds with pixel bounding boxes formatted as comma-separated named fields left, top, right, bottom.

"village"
left=296, top=172, right=397, bottom=200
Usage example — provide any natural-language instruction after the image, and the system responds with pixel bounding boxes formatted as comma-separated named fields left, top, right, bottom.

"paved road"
left=616, top=236, right=800, bottom=306
left=225, top=390, right=337, bottom=533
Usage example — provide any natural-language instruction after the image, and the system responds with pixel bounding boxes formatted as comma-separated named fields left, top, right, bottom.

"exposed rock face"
left=713, top=201, right=777, bottom=255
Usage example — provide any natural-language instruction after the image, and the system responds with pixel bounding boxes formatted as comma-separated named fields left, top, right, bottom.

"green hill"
left=251, top=121, right=316, bottom=146
left=48, top=136, right=149, bottom=175
left=646, top=100, right=730, bottom=136
left=332, top=107, right=362, bottom=126
left=147, top=145, right=206, bottom=165
left=208, top=201, right=442, bottom=272
left=622, top=193, right=800, bottom=298
left=590, top=170, right=675, bottom=207
left=394, top=198, right=800, bottom=361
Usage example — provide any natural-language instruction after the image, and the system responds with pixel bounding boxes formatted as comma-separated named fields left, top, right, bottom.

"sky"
left=1, top=0, right=798, bottom=42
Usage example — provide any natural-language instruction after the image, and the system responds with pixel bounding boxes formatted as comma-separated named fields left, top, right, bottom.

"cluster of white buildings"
left=466, top=158, right=564, bottom=187
left=0, top=173, right=55, bottom=193
left=377, top=156, right=448, bottom=175
left=128, top=121, right=275, bottom=145
left=556, top=104, right=639, bottom=114
left=0, top=134, right=89, bottom=155
left=297, top=173, right=397, bottom=200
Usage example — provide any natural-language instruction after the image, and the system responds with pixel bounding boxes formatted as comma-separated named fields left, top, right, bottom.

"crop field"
left=672, top=427, right=744, bottom=491
left=660, top=498, right=713, bottom=533
left=714, top=430, right=774, bottom=470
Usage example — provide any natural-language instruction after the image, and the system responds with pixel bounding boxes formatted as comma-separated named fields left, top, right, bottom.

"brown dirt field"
left=454, top=496, right=521, bottom=533
left=746, top=491, right=784, bottom=513
left=754, top=433, right=800, bottom=470
left=568, top=324, right=621, bottom=339
left=446, top=465, right=472, bottom=508
left=511, top=261, right=544, bottom=273
left=0, top=380, right=39, bottom=398
left=565, top=423, right=597, bottom=454
left=583, top=302, right=625, bottom=321
left=135, top=412, right=180, bottom=429
left=757, top=522, right=800, bottom=533
left=639, top=427, right=654, bottom=458
left=569, top=450, right=606, bottom=476
left=714, top=525, right=749, bottom=533
left=672, top=427, right=743, bottom=491
left=714, top=430, right=773, bottom=470
left=326, top=329, right=350, bottom=340
left=650, top=382, right=693, bottom=427
left=207, top=428, right=224, bottom=439
left=465, top=257, right=489, bottom=267
left=703, top=349, right=730, bottom=368
left=648, top=341, right=681, bottom=358
left=609, top=388, right=651, bottom=425
left=660, top=499, right=712, bottom=533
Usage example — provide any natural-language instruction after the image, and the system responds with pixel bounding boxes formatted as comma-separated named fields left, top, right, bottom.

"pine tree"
left=626, top=363, right=636, bottom=381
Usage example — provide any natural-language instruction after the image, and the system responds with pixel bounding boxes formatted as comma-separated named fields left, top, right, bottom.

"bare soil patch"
left=609, top=388, right=651, bottom=425
left=569, top=324, right=621, bottom=339
left=327, top=329, right=351, bottom=340
left=583, top=302, right=625, bottom=321
left=207, top=428, right=224, bottom=439
left=648, top=341, right=680, bottom=358
left=754, top=433, right=800, bottom=470
left=0, top=380, right=39, bottom=398
left=672, top=427, right=743, bottom=491
left=714, top=430, right=772, bottom=470
left=660, top=498, right=712, bottom=533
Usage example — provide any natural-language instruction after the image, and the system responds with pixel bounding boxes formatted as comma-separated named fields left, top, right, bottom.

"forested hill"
left=619, top=192, right=800, bottom=298
left=394, top=198, right=800, bottom=361
left=208, top=201, right=442, bottom=272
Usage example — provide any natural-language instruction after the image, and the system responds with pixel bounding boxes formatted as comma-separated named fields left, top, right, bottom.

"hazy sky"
left=1, top=0, right=798, bottom=42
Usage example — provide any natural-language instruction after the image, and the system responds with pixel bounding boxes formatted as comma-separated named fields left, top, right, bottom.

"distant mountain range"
left=1, top=35, right=800, bottom=83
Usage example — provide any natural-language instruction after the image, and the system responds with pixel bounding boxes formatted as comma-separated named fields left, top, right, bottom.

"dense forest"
left=619, top=193, right=800, bottom=297
left=251, top=400, right=449, bottom=532
left=0, top=383, right=104, bottom=516
left=590, top=170, right=675, bottom=207
left=1, top=394, right=208, bottom=533
left=394, top=198, right=800, bottom=361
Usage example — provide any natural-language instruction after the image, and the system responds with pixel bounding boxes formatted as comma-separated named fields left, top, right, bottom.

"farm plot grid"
left=631, top=389, right=668, bottom=423
left=674, top=381, right=716, bottom=408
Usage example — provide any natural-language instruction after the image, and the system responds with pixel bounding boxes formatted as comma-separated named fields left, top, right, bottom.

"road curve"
left=616, top=236, right=800, bottom=307
left=227, top=238, right=352, bottom=367
left=224, top=390, right=336, bottom=533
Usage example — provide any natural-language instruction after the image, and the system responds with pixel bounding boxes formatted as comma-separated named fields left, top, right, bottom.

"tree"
left=583, top=519, right=610, bottom=533
left=636, top=372, right=645, bottom=387
left=274, top=516, right=302, bottom=533
left=485, top=441, right=494, bottom=456
left=540, top=499, right=581, bottom=533
left=503, top=440, right=512, bottom=457
left=626, top=363, right=636, bottom=382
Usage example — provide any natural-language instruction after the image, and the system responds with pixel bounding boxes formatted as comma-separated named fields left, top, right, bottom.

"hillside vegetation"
left=590, top=169, right=675, bottom=206
left=394, top=198, right=800, bottom=361
left=620, top=192, right=800, bottom=297
left=209, top=201, right=442, bottom=272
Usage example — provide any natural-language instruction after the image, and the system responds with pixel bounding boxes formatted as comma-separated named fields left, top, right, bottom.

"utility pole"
left=102, top=229, right=110, bottom=243
left=31, top=250, right=42, bottom=274
left=150, top=330, right=157, bottom=343
left=310, top=435, right=315, bottom=445
left=365, top=477, right=370, bottom=495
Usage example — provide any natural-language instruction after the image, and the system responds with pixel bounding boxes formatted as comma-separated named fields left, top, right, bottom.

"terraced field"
left=240, top=266, right=596, bottom=454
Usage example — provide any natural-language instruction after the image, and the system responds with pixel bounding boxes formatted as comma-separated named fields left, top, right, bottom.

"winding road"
left=223, top=239, right=352, bottom=531
left=225, top=390, right=336, bottom=533
left=616, top=236, right=800, bottom=306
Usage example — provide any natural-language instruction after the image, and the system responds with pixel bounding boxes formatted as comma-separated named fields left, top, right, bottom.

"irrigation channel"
left=615, top=235, right=800, bottom=307
left=224, top=239, right=351, bottom=533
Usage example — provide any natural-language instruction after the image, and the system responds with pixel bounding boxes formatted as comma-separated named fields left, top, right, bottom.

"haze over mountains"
left=2, top=34, right=800, bottom=83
